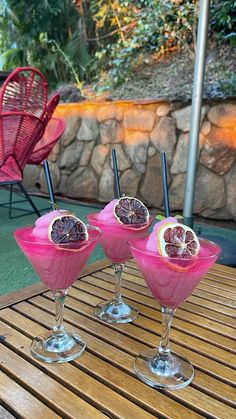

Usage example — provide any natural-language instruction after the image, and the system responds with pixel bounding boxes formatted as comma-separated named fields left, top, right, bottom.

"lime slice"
left=157, top=222, right=200, bottom=258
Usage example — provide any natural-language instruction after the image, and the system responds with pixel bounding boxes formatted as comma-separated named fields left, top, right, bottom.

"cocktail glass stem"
left=134, top=304, right=194, bottom=389
left=31, top=287, right=86, bottom=362
left=52, top=289, right=67, bottom=337
left=158, top=306, right=175, bottom=360
left=130, top=236, right=221, bottom=389
left=94, top=262, right=139, bottom=323
left=15, top=223, right=101, bottom=363
left=113, top=263, right=124, bottom=304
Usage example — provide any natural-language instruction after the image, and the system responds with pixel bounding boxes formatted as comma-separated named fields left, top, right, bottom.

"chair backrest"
left=0, top=113, right=45, bottom=183
left=43, top=93, right=60, bottom=127
left=28, top=117, right=65, bottom=165
left=0, top=66, right=61, bottom=182
left=0, top=67, right=48, bottom=119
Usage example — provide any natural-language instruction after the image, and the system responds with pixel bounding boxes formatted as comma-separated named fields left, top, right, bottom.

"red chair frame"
left=28, top=117, right=65, bottom=165
left=0, top=67, right=59, bottom=218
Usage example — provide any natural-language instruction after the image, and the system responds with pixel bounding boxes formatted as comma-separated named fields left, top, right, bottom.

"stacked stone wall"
left=23, top=99, right=236, bottom=220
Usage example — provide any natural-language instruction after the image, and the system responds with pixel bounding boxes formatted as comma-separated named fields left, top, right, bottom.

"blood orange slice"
left=157, top=222, right=200, bottom=258
left=114, top=197, right=149, bottom=225
left=48, top=214, right=88, bottom=244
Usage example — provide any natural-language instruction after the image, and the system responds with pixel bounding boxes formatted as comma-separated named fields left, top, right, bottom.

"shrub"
left=1, top=0, right=235, bottom=91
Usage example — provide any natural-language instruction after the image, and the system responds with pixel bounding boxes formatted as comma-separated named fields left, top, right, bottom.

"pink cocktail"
left=87, top=213, right=152, bottom=323
left=14, top=224, right=101, bottom=363
left=129, top=236, right=221, bottom=389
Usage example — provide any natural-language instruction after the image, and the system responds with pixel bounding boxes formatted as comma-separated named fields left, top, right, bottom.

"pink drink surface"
left=130, top=236, right=220, bottom=309
left=14, top=226, right=100, bottom=290
left=87, top=212, right=151, bottom=263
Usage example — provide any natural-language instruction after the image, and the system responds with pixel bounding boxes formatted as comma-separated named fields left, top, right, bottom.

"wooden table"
left=0, top=259, right=235, bottom=418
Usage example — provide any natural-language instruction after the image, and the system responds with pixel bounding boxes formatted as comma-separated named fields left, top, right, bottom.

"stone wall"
left=24, top=99, right=236, bottom=220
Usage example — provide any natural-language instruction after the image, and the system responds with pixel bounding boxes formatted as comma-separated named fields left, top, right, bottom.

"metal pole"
left=183, top=0, right=210, bottom=228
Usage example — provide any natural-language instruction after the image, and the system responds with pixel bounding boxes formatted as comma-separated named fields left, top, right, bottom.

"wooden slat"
left=91, top=269, right=236, bottom=326
left=125, top=262, right=236, bottom=300
left=0, top=370, right=61, bottom=418
left=0, top=311, right=199, bottom=419
left=127, top=260, right=236, bottom=278
left=90, top=270, right=236, bottom=334
left=90, top=267, right=235, bottom=311
left=13, top=295, right=236, bottom=386
left=125, top=263, right=236, bottom=297
left=0, top=259, right=235, bottom=418
left=104, top=267, right=236, bottom=310
left=106, top=263, right=236, bottom=305
left=0, top=321, right=155, bottom=419
left=76, top=276, right=236, bottom=353
left=0, top=259, right=111, bottom=310
left=0, top=345, right=105, bottom=418
left=5, top=298, right=236, bottom=417
left=4, top=305, right=235, bottom=410
left=210, top=263, right=236, bottom=276
left=126, top=260, right=236, bottom=288
left=196, top=277, right=236, bottom=295
left=0, top=282, right=47, bottom=310
left=29, top=292, right=236, bottom=383
left=0, top=404, right=16, bottom=419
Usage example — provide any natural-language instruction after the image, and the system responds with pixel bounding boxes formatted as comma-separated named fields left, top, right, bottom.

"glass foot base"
left=134, top=348, right=194, bottom=390
left=31, top=330, right=86, bottom=363
left=95, top=299, right=139, bottom=324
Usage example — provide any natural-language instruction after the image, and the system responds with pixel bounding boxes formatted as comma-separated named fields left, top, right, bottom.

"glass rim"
left=128, top=237, right=222, bottom=261
left=87, top=212, right=153, bottom=229
left=13, top=224, right=102, bottom=246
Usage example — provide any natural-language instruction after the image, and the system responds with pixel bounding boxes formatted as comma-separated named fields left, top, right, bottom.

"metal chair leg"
left=18, top=183, right=41, bottom=217
left=9, top=184, right=13, bottom=218
left=0, top=183, right=41, bottom=218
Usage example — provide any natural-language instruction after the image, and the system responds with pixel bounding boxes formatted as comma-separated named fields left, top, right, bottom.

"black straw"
left=112, top=149, right=121, bottom=198
left=43, top=160, right=56, bottom=210
left=161, top=152, right=170, bottom=218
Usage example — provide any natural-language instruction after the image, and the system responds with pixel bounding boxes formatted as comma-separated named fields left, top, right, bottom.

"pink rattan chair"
left=28, top=117, right=65, bottom=165
left=28, top=116, right=65, bottom=211
left=0, top=113, right=45, bottom=217
left=0, top=67, right=48, bottom=117
left=0, top=67, right=59, bottom=218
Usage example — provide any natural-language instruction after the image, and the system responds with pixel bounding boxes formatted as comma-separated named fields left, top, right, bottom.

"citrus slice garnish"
left=48, top=214, right=88, bottom=244
left=157, top=222, right=200, bottom=258
left=113, top=196, right=149, bottom=225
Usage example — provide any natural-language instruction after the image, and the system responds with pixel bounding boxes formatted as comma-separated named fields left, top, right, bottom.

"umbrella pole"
left=183, top=0, right=210, bottom=228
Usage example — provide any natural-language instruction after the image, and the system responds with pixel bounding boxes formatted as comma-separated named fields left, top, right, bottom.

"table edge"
left=0, top=258, right=111, bottom=309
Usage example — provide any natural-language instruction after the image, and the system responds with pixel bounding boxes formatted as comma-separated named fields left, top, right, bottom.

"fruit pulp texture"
left=14, top=226, right=98, bottom=290
left=130, top=237, right=220, bottom=309
left=87, top=213, right=150, bottom=264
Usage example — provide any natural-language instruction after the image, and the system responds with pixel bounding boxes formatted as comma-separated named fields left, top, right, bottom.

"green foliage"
left=0, top=0, right=235, bottom=92
left=218, top=72, right=236, bottom=96
left=0, top=0, right=89, bottom=88
left=210, top=0, right=236, bottom=46
left=90, top=0, right=198, bottom=87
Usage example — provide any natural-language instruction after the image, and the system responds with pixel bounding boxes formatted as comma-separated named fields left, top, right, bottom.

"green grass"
left=0, top=190, right=104, bottom=296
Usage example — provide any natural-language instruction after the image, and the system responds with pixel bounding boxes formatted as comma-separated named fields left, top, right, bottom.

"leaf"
left=155, top=214, right=165, bottom=221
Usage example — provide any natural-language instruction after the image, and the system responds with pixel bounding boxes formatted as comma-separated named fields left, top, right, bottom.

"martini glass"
left=129, top=236, right=221, bottom=390
left=14, top=224, right=101, bottom=363
left=87, top=213, right=152, bottom=323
